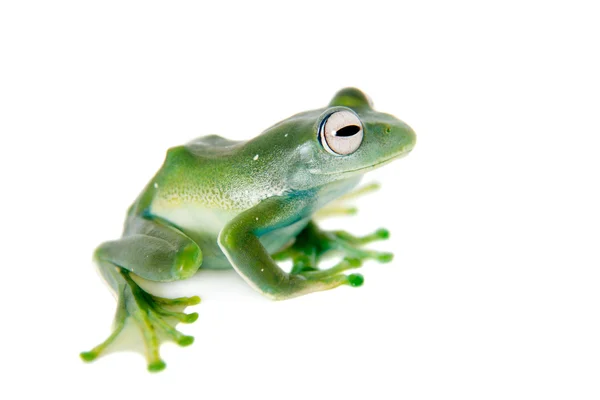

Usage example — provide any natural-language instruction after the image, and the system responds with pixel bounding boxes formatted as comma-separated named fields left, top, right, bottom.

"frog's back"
left=146, top=135, right=254, bottom=213
left=127, top=135, right=240, bottom=214
left=184, top=134, right=245, bottom=158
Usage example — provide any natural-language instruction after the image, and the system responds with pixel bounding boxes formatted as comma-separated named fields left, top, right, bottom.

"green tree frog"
left=81, top=88, right=416, bottom=371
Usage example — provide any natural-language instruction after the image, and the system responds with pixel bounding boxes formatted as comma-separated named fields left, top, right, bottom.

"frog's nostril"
left=385, top=126, right=391, bottom=134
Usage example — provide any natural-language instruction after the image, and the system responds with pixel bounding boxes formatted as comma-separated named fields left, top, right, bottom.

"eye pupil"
left=319, top=109, right=364, bottom=156
left=335, top=125, right=361, bottom=137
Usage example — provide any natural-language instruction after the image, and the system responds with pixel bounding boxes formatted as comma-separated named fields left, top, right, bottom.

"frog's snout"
left=391, top=123, right=416, bottom=156
left=404, top=127, right=417, bottom=152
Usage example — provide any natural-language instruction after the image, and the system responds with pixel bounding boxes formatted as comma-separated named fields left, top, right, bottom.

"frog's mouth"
left=317, top=148, right=413, bottom=176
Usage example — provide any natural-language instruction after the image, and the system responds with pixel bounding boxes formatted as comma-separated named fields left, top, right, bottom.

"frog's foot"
left=329, top=228, right=394, bottom=263
left=273, top=222, right=392, bottom=286
left=297, top=257, right=366, bottom=288
left=80, top=268, right=200, bottom=372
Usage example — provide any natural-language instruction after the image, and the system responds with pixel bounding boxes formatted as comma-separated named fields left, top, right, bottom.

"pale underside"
left=150, top=202, right=310, bottom=269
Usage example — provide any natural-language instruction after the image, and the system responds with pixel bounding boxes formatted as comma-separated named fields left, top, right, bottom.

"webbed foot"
left=80, top=268, right=200, bottom=372
left=272, top=222, right=392, bottom=287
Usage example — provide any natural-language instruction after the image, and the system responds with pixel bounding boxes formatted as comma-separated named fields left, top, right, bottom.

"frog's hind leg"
left=80, top=261, right=200, bottom=371
left=80, top=216, right=202, bottom=372
left=272, top=220, right=392, bottom=286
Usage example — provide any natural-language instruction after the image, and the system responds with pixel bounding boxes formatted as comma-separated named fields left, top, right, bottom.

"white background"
left=1, top=1, right=599, bottom=399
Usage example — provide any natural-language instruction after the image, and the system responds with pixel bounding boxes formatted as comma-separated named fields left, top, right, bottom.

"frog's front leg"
left=219, top=195, right=367, bottom=300
left=80, top=216, right=202, bottom=372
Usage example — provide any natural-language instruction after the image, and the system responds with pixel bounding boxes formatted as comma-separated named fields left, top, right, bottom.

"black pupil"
left=335, top=125, right=361, bottom=137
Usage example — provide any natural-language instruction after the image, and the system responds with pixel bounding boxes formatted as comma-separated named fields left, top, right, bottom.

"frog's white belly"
left=150, top=203, right=308, bottom=270
left=151, top=203, right=239, bottom=237
left=149, top=203, right=238, bottom=269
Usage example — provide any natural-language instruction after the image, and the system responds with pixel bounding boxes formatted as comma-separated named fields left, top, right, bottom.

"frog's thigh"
left=95, top=217, right=202, bottom=282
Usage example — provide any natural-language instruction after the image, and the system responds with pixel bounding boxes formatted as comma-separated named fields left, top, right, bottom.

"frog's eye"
left=319, top=110, right=364, bottom=156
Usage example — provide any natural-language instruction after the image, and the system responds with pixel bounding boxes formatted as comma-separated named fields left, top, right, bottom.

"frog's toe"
left=80, top=297, right=128, bottom=364
left=290, top=254, right=319, bottom=274
left=154, top=307, right=199, bottom=323
left=152, top=295, right=201, bottom=307
left=373, top=228, right=390, bottom=240
left=148, top=360, right=167, bottom=373
left=80, top=350, right=99, bottom=362
left=298, top=257, right=364, bottom=287
left=375, top=252, right=394, bottom=263
left=145, top=307, right=196, bottom=347
left=330, top=227, right=394, bottom=265
left=333, top=227, right=391, bottom=246
left=347, top=273, right=364, bottom=287
left=81, top=270, right=200, bottom=372
left=298, top=271, right=366, bottom=293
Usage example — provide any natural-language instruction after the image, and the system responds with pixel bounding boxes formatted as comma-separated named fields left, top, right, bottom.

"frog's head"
left=270, top=88, right=416, bottom=189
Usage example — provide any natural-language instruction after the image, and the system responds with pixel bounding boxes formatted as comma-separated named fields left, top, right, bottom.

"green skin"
left=81, top=88, right=416, bottom=372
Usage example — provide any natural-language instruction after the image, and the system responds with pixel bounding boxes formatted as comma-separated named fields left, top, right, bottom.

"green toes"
left=80, top=298, right=128, bottom=364
left=346, top=258, right=362, bottom=267
left=294, top=183, right=390, bottom=288
left=348, top=274, right=364, bottom=287
left=80, top=351, right=98, bottom=362
left=376, top=252, right=394, bottom=263
left=153, top=295, right=201, bottom=306
left=332, top=228, right=394, bottom=264
left=148, top=360, right=166, bottom=372
left=375, top=228, right=390, bottom=239
left=314, top=206, right=358, bottom=218
left=300, top=257, right=362, bottom=279
left=178, top=335, right=194, bottom=346
left=81, top=269, right=200, bottom=372
left=297, top=258, right=365, bottom=289
left=289, top=254, right=320, bottom=274
left=333, top=228, right=390, bottom=245
left=276, top=222, right=393, bottom=290
left=154, top=308, right=199, bottom=323
left=185, top=312, right=199, bottom=323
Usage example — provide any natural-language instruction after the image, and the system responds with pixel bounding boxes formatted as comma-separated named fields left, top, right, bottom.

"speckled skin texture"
left=81, top=88, right=416, bottom=371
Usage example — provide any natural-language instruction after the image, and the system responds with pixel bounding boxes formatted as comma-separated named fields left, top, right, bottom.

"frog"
left=80, top=87, right=416, bottom=372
